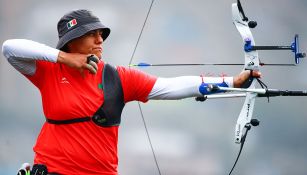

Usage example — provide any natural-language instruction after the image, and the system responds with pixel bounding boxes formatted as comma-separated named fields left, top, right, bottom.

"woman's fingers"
left=252, top=70, right=261, bottom=78
left=84, top=62, right=97, bottom=74
left=83, top=55, right=99, bottom=74
left=233, top=70, right=262, bottom=88
left=88, top=60, right=98, bottom=71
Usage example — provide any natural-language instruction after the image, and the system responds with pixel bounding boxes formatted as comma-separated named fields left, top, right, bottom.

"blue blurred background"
left=1, top=0, right=307, bottom=174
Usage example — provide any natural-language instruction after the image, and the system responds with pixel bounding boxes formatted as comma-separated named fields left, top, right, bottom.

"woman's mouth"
left=93, top=47, right=102, bottom=52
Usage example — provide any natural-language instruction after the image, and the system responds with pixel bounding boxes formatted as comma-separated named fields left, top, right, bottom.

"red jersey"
left=25, top=60, right=157, bottom=175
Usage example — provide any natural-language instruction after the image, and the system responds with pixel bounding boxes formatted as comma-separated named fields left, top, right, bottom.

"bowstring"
left=128, top=0, right=162, bottom=175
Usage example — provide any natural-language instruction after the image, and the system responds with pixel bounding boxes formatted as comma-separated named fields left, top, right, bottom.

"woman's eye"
left=85, top=30, right=102, bottom=37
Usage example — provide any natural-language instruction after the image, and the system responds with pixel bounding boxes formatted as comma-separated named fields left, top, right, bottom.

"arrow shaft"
left=129, top=63, right=296, bottom=67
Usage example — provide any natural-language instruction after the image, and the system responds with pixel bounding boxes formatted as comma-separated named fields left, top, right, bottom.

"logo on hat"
left=67, top=19, right=77, bottom=29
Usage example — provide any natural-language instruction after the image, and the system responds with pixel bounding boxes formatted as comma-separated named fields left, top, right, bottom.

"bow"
left=227, top=1, right=306, bottom=174
left=232, top=0, right=259, bottom=144
left=127, top=0, right=306, bottom=174
left=227, top=1, right=260, bottom=174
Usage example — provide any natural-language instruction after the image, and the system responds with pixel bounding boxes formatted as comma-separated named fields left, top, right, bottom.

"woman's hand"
left=233, top=70, right=261, bottom=88
left=57, top=51, right=99, bottom=74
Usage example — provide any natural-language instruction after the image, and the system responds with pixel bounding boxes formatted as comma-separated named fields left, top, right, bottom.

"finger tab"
left=87, top=55, right=99, bottom=64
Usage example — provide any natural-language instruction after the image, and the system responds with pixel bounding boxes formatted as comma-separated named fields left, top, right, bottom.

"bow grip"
left=240, top=70, right=254, bottom=88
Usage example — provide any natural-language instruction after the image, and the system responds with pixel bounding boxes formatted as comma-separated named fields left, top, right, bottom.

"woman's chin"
left=91, top=52, right=102, bottom=59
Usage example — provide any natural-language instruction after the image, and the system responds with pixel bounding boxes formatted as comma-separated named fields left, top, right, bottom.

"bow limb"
left=232, top=2, right=259, bottom=144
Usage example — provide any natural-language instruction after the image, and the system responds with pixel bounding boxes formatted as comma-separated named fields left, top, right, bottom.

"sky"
left=1, top=0, right=307, bottom=175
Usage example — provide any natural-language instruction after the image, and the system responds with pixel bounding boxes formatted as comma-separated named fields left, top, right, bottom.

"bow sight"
left=237, top=0, right=305, bottom=64
left=244, top=34, right=306, bottom=64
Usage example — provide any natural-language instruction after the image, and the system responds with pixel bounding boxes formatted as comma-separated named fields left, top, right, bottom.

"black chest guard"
left=92, top=64, right=125, bottom=127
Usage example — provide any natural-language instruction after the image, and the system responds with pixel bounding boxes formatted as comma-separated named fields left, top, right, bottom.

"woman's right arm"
left=2, top=39, right=59, bottom=75
left=2, top=39, right=98, bottom=75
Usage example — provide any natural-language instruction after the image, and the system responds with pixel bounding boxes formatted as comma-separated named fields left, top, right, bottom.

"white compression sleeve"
left=2, top=39, right=60, bottom=75
left=148, top=76, right=233, bottom=100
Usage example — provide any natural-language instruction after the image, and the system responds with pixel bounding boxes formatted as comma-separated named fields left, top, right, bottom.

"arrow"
left=129, top=62, right=296, bottom=67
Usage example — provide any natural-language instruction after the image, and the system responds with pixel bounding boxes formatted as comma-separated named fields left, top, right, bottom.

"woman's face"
left=67, top=29, right=104, bottom=59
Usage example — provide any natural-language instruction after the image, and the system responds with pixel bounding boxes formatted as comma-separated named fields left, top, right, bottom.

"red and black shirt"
left=25, top=60, right=157, bottom=175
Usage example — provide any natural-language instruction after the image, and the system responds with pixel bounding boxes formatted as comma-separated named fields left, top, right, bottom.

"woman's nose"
left=95, top=33, right=103, bottom=43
